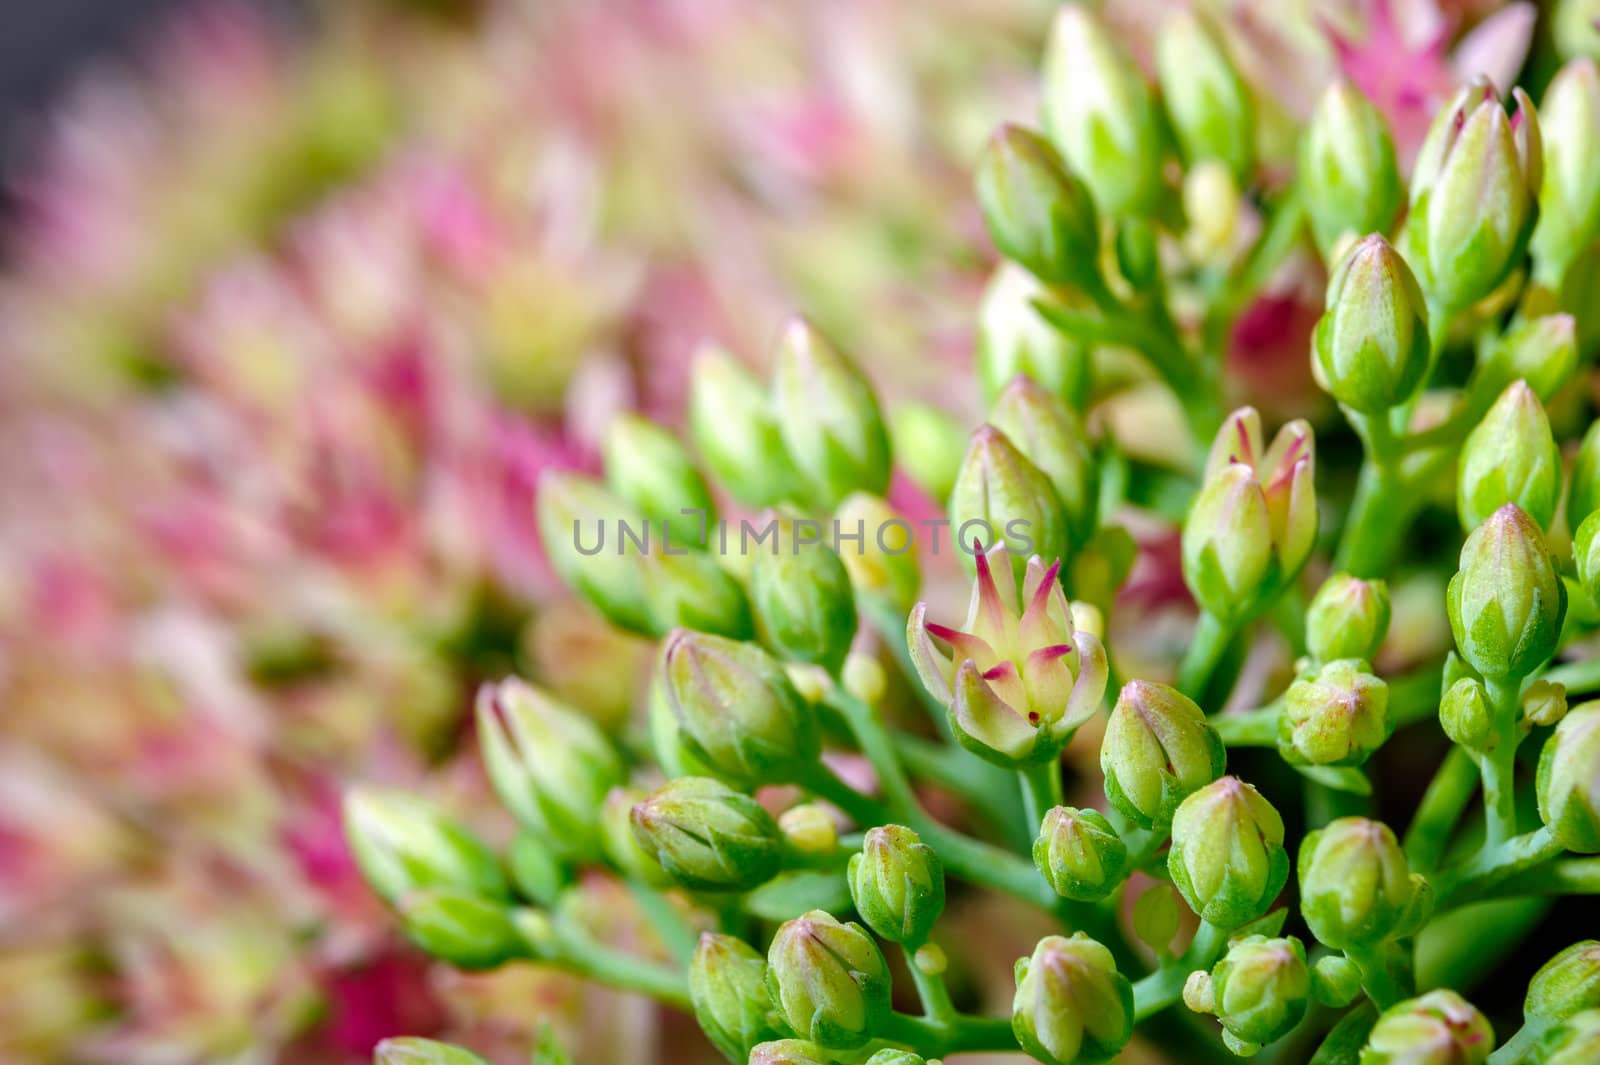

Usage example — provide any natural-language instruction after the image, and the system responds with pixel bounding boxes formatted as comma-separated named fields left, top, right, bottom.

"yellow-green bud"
left=1577, top=512, right=1600, bottom=607
left=1537, top=701, right=1600, bottom=852
left=977, top=264, right=1090, bottom=409
left=1204, top=935, right=1312, bottom=1053
left=1306, top=574, right=1391, bottom=664
left=1361, top=991, right=1493, bottom=1065
left=1168, top=777, right=1288, bottom=927
left=1531, top=1009, right=1600, bottom=1065
left=1527, top=942, right=1600, bottom=1024
left=990, top=375, right=1098, bottom=550
left=1278, top=659, right=1391, bottom=767
left=1133, top=883, right=1181, bottom=956
left=600, top=787, right=670, bottom=886
left=1458, top=382, right=1562, bottom=532
left=773, top=319, right=892, bottom=509
left=630, top=777, right=783, bottom=892
left=1033, top=806, right=1127, bottom=903
left=779, top=804, right=838, bottom=858
left=343, top=788, right=509, bottom=906
left=833, top=493, right=920, bottom=611
left=766, top=910, right=892, bottom=1049
left=507, top=832, right=568, bottom=907
left=1447, top=504, right=1567, bottom=682
left=604, top=413, right=715, bottom=549
left=536, top=472, right=651, bottom=632
left=1525, top=680, right=1570, bottom=728
left=1101, top=680, right=1227, bottom=829
left=949, top=425, right=1068, bottom=582
left=640, top=547, right=753, bottom=639
left=1012, top=933, right=1133, bottom=1065
left=1473, top=315, right=1579, bottom=408
left=848, top=825, right=945, bottom=945
left=890, top=403, right=967, bottom=504
left=1313, top=955, right=1365, bottom=1008
left=1301, top=81, right=1403, bottom=259
left=689, top=933, right=785, bottom=1061
left=748, top=512, right=858, bottom=673
left=1571, top=421, right=1600, bottom=527
left=864, top=1051, right=927, bottom=1065
left=975, top=124, right=1102, bottom=290
left=688, top=346, right=802, bottom=507
left=1155, top=8, right=1253, bottom=177
left=1441, top=676, right=1495, bottom=752
left=1299, top=817, right=1431, bottom=952
left=396, top=890, right=528, bottom=970
left=749, top=1040, right=831, bottom=1065
left=375, top=1038, right=489, bottom=1065
left=1313, top=235, right=1431, bottom=414
left=1532, top=60, right=1600, bottom=279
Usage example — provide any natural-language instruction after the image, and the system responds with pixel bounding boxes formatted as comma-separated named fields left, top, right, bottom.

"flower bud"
left=1301, top=81, right=1403, bottom=258
left=949, top=425, right=1069, bottom=581
left=773, top=319, right=892, bottom=509
left=977, top=264, right=1090, bottom=408
left=1042, top=6, right=1164, bottom=216
left=833, top=493, right=920, bottom=610
left=1572, top=422, right=1600, bottom=528
left=1527, top=942, right=1600, bottom=1023
left=848, top=825, right=945, bottom=945
left=639, top=542, right=753, bottom=639
left=1441, top=676, right=1495, bottom=751
left=689, top=933, right=785, bottom=1061
left=890, top=403, right=967, bottom=504
left=661, top=629, right=819, bottom=786
left=864, top=1052, right=927, bottom=1065
left=749, top=1041, right=830, bottom=1065
left=600, top=787, right=670, bottom=886
left=766, top=910, right=892, bottom=1049
left=990, top=375, right=1097, bottom=549
left=507, top=832, right=567, bottom=906
left=630, top=777, right=783, bottom=891
left=343, top=788, right=509, bottom=906
left=780, top=803, right=838, bottom=859
left=1474, top=315, right=1579, bottom=407
left=1204, top=935, right=1312, bottom=1053
left=1101, top=680, right=1226, bottom=828
left=1312, top=235, right=1430, bottom=414
left=1278, top=659, right=1391, bottom=767
left=604, top=413, right=715, bottom=550
left=1525, top=680, right=1570, bottom=728
left=536, top=472, right=651, bottom=632
left=1133, top=883, right=1181, bottom=956
left=1313, top=955, right=1365, bottom=1007
left=1033, top=806, right=1127, bottom=903
left=1576, top=511, right=1600, bottom=606
left=1409, top=80, right=1541, bottom=312
left=1306, top=574, right=1391, bottom=664
left=747, top=512, right=858, bottom=673
left=1011, top=933, right=1134, bottom=1065
left=975, top=124, right=1101, bottom=288
left=1531, top=60, right=1600, bottom=278
left=1362, top=991, right=1493, bottom=1065
left=375, top=1038, right=489, bottom=1065
left=1458, top=382, right=1562, bottom=532
left=397, top=890, right=528, bottom=970
left=476, top=678, right=623, bottom=858
left=908, top=545, right=1108, bottom=765
left=688, top=346, right=803, bottom=507
left=1155, top=8, right=1254, bottom=177
left=1298, top=817, right=1431, bottom=952
left=1537, top=701, right=1600, bottom=852
left=1531, top=1009, right=1600, bottom=1065
left=1447, top=504, right=1567, bottom=681
left=1168, top=777, right=1288, bottom=927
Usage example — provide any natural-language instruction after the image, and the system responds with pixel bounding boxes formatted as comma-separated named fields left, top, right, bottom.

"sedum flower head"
left=766, top=910, right=892, bottom=1050
left=1361, top=990, right=1494, bottom=1065
left=1168, top=776, right=1288, bottom=927
left=1301, top=81, right=1403, bottom=259
left=689, top=932, right=785, bottom=1062
left=1457, top=382, right=1562, bottom=532
left=1204, top=935, right=1312, bottom=1052
left=908, top=543, right=1107, bottom=765
left=1033, top=806, right=1127, bottom=903
left=848, top=825, right=945, bottom=946
left=1011, top=933, right=1134, bottom=1065
left=1299, top=817, right=1431, bottom=952
left=629, top=777, right=783, bottom=892
left=1313, top=235, right=1430, bottom=415
left=1100, top=680, right=1226, bottom=829
left=1446, top=504, right=1566, bottom=681
left=1306, top=574, right=1391, bottom=664
left=1537, top=701, right=1600, bottom=852
left=1278, top=659, right=1391, bottom=767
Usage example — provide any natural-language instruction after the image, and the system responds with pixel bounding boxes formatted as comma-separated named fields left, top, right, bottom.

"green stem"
left=895, top=730, right=1023, bottom=842
left=1498, top=856, right=1600, bottom=895
left=1176, top=610, right=1236, bottom=702
left=1214, top=702, right=1281, bottom=747
left=1019, top=760, right=1063, bottom=837
left=1345, top=944, right=1405, bottom=1010
left=1334, top=428, right=1406, bottom=578
left=905, top=947, right=958, bottom=1026
left=1480, top=679, right=1524, bottom=847
left=878, top=1011, right=1018, bottom=1055
left=548, top=924, right=691, bottom=1010
left=1487, top=1020, right=1553, bottom=1065
left=625, top=881, right=698, bottom=966
left=1436, top=827, right=1565, bottom=907
left=1404, top=747, right=1480, bottom=871
left=1132, top=920, right=1230, bottom=1020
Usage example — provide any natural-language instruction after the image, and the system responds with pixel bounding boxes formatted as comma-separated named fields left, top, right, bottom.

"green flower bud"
left=600, top=787, right=669, bottom=886
left=604, top=413, right=715, bottom=549
left=639, top=543, right=753, bottom=639
left=909, top=545, right=1108, bottom=765
left=375, top=1038, right=489, bottom=1065
left=977, top=264, right=1090, bottom=409
left=1458, top=382, right=1562, bottom=532
left=1527, top=942, right=1600, bottom=1024
left=1185, top=410, right=1316, bottom=624
left=1132, top=883, right=1181, bottom=956
left=848, top=825, right=945, bottom=945
left=890, top=403, right=967, bottom=504
left=630, top=777, right=783, bottom=892
left=1525, top=680, right=1570, bottom=728
left=1155, top=8, right=1253, bottom=177
left=688, top=346, right=803, bottom=507
left=1301, top=81, right=1403, bottom=259
left=1011, top=933, right=1134, bottom=1065
left=779, top=803, right=839, bottom=859
left=1278, top=659, right=1391, bottom=767
left=772, top=318, right=891, bottom=510
left=1531, top=1009, right=1600, bottom=1065
left=1473, top=315, right=1579, bottom=407
left=343, top=788, right=509, bottom=906
left=476, top=678, right=623, bottom=858
left=833, top=493, right=920, bottom=611
left=1299, top=817, right=1431, bottom=952
left=1100, top=680, right=1226, bottom=829
left=661, top=629, right=819, bottom=786
left=1361, top=991, right=1493, bottom=1065
left=1408, top=80, right=1541, bottom=312
left=1441, top=677, right=1495, bottom=751
left=766, top=910, right=892, bottom=1049
left=689, top=932, right=785, bottom=1061
left=975, top=124, right=1101, bottom=289
left=1576, top=511, right=1600, bottom=606
left=749, top=1041, right=830, bottom=1065
left=1306, top=574, right=1392, bottom=664
left=1312, top=235, right=1430, bottom=414
left=1205, top=935, right=1312, bottom=1051
left=1042, top=6, right=1164, bottom=217
left=397, top=890, right=528, bottom=970
left=1313, top=955, right=1365, bottom=1008
left=1447, top=504, right=1567, bottom=682
left=536, top=472, right=650, bottom=632
left=1168, top=776, right=1288, bottom=927
left=1033, top=806, right=1128, bottom=903
left=864, top=1052, right=927, bottom=1065
left=948, top=425, right=1068, bottom=581
left=990, top=375, right=1097, bottom=549
left=1573, top=421, right=1600, bottom=528
left=507, top=832, right=568, bottom=906
left=647, top=672, right=714, bottom=780
left=1532, top=60, right=1600, bottom=278
left=1537, top=701, right=1600, bottom=852
left=748, top=512, right=858, bottom=673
